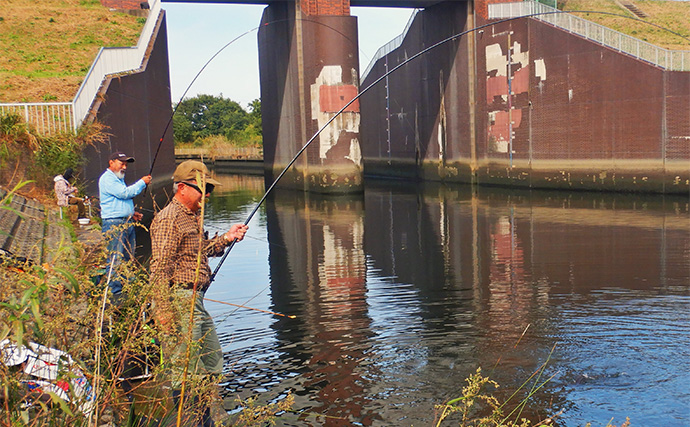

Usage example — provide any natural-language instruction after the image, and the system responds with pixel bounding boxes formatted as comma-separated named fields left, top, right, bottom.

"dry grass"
left=561, top=0, right=690, bottom=50
left=0, top=0, right=143, bottom=103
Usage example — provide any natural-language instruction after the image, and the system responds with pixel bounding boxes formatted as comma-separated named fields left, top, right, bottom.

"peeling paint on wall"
left=311, top=65, right=362, bottom=165
left=485, top=40, right=530, bottom=154
left=510, top=41, right=529, bottom=69
left=489, top=109, right=523, bottom=153
left=486, top=76, right=509, bottom=103
left=534, top=58, right=547, bottom=93
left=511, top=66, right=529, bottom=95
left=486, top=43, right=507, bottom=76
left=346, top=138, right=362, bottom=165
left=534, top=58, right=546, bottom=81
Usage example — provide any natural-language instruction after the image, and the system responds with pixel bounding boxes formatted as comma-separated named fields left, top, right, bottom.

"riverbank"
left=0, top=186, right=258, bottom=426
left=0, top=186, right=101, bottom=264
left=175, top=148, right=264, bottom=175
left=175, top=146, right=262, bottom=161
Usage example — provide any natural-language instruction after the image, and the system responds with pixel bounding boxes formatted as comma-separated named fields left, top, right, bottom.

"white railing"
left=489, top=0, right=690, bottom=71
left=361, top=9, right=420, bottom=81
left=0, top=0, right=161, bottom=135
left=73, top=0, right=162, bottom=128
left=0, top=103, right=74, bottom=135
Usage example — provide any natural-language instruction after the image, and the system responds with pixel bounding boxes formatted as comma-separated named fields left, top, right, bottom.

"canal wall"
left=360, top=1, right=690, bottom=195
left=81, top=8, right=176, bottom=202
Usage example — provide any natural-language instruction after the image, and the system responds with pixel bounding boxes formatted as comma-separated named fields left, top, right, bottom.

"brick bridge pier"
left=259, top=0, right=363, bottom=193
left=162, top=0, right=448, bottom=193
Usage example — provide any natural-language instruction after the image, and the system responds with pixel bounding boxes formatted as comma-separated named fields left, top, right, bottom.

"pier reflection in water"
left=202, top=173, right=690, bottom=426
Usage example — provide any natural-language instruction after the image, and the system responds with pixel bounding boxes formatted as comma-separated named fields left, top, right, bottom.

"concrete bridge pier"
left=259, top=0, right=363, bottom=194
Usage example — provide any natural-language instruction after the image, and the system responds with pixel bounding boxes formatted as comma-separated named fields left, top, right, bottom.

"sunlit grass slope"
left=0, top=0, right=143, bottom=102
left=561, top=0, right=690, bottom=50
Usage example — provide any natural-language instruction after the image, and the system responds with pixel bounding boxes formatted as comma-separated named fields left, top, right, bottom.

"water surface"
left=203, top=174, right=689, bottom=426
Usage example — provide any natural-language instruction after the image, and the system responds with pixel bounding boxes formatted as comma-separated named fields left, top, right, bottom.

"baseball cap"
left=109, top=152, right=135, bottom=162
left=173, top=160, right=221, bottom=186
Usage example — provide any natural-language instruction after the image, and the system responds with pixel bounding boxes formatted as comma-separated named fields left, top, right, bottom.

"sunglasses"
left=181, top=181, right=214, bottom=195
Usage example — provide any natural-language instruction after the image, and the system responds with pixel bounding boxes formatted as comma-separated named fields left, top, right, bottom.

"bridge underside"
left=161, top=0, right=450, bottom=8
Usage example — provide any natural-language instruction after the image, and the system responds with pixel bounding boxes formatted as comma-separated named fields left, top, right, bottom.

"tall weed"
left=0, top=113, right=106, bottom=194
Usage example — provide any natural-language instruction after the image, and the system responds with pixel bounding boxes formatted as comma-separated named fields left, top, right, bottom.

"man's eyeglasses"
left=181, top=181, right=214, bottom=195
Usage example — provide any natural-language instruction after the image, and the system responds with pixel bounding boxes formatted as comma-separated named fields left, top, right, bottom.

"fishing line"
left=205, top=297, right=296, bottom=318
left=210, top=285, right=273, bottom=325
left=211, top=8, right=690, bottom=282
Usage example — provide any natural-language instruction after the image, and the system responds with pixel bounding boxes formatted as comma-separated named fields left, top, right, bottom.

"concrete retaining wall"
left=360, top=2, right=690, bottom=195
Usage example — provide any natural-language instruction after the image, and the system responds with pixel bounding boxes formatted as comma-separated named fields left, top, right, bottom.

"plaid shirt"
left=150, top=198, right=228, bottom=291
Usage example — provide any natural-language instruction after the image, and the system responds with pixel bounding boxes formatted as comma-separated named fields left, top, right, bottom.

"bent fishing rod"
left=148, top=18, right=361, bottom=176
left=208, top=8, right=690, bottom=283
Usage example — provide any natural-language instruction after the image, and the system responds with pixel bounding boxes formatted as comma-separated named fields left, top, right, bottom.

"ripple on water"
left=551, top=293, right=690, bottom=426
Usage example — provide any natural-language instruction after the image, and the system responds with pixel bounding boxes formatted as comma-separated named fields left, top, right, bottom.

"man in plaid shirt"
left=150, top=160, right=247, bottom=426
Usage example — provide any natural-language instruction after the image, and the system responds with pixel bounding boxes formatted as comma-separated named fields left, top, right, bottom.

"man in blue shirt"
left=99, top=151, right=152, bottom=298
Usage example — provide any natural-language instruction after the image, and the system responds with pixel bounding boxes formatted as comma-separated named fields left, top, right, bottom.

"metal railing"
left=489, top=0, right=690, bottom=71
left=73, top=0, right=161, bottom=128
left=0, top=0, right=161, bottom=135
left=175, top=146, right=263, bottom=161
left=361, top=9, right=420, bottom=81
left=0, top=103, right=74, bottom=135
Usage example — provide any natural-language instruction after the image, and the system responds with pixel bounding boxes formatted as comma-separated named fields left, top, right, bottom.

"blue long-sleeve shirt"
left=98, top=169, right=146, bottom=219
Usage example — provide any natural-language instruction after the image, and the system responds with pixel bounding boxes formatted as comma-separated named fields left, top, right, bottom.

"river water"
left=200, top=172, right=689, bottom=426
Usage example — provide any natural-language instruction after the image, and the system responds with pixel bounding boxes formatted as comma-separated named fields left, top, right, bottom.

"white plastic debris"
left=0, top=339, right=95, bottom=415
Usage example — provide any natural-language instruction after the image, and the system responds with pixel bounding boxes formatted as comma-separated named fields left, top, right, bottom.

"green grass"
left=561, top=0, right=690, bottom=50
left=0, top=0, right=144, bottom=103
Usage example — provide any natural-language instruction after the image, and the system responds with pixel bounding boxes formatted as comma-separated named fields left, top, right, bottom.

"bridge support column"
left=259, top=0, right=363, bottom=194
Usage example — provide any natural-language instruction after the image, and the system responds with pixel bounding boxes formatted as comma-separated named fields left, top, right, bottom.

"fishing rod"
left=148, top=26, right=260, bottom=176
left=148, top=18, right=361, bottom=177
left=207, top=8, right=690, bottom=282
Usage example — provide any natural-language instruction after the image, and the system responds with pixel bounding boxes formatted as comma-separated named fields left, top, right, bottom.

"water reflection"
left=206, top=175, right=690, bottom=426
left=264, top=191, right=375, bottom=425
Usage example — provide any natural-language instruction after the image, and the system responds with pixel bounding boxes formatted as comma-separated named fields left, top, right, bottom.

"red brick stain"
left=489, top=109, right=522, bottom=143
left=511, top=66, right=529, bottom=94
left=486, top=75, right=508, bottom=104
left=100, top=0, right=146, bottom=9
left=301, top=0, right=350, bottom=16
left=319, top=85, right=360, bottom=113
left=487, top=50, right=529, bottom=145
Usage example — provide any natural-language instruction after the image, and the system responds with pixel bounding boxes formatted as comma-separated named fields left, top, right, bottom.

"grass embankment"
left=0, top=0, right=143, bottom=103
left=0, top=112, right=107, bottom=200
left=561, top=0, right=690, bottom=50
left=2, top=0, right=689, bottom=104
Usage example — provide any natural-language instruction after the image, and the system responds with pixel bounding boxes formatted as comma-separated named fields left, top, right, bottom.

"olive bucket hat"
left=172, top=160, right=221, bottom=187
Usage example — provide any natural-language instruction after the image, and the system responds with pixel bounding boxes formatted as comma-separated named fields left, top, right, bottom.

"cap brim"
left=178, top=177, right=221, bottom=187
left=205, top=177, right=221, bottom=186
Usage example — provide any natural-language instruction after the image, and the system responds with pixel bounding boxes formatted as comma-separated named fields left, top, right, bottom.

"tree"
left=172, top=94, right=261, bottom=145
left=247, top=98, right=262, bottom=132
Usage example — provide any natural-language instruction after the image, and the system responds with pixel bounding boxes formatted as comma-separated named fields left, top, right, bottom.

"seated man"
left=54, top=168, right=86, bottom=219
